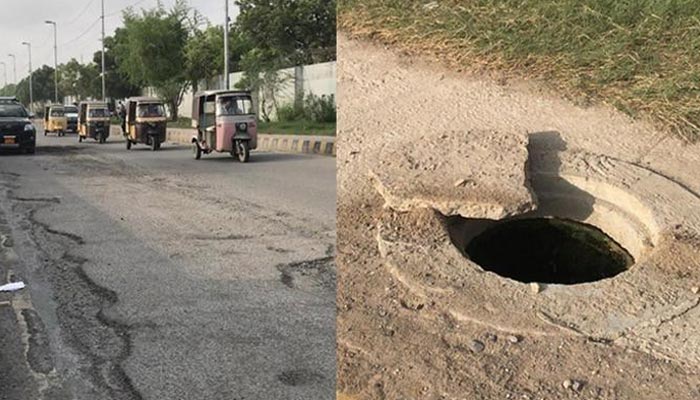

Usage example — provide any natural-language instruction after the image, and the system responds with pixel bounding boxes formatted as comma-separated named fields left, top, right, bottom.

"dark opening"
left=465, top=218, right=633, bottom=284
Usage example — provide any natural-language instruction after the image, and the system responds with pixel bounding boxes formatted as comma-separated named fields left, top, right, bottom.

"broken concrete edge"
left=115, top=126, right=336, bottom=156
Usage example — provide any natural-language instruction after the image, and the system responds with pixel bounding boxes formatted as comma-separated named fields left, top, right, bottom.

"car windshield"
left=216, top=96, right=254, bottom=116
left=88, top=108, right=108, bottom=118
left=50, top=109, right=65, bottom=117
left=137, top=103, right=165, bottom=118
left=0, top=104, right=28, bottom=118
left=64, top=106, right=78, bottom=114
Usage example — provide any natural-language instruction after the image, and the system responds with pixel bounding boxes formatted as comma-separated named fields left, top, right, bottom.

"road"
left=0, top=131, right=336, bottom=399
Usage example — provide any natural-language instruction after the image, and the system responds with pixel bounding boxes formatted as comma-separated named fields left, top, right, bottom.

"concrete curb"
left=165, top=127, right=336, bottom=157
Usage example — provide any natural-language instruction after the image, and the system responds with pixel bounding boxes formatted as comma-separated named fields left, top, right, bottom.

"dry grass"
left=339, top=0, right=700, bottom=141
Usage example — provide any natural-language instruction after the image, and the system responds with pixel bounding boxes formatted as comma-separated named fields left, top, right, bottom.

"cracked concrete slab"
left=371, top=130, right=534, bottom=219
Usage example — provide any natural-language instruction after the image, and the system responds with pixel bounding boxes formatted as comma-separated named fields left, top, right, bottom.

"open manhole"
left=464, top=217, right=634, bottom=284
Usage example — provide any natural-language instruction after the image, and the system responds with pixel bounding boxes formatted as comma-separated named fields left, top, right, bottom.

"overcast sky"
left=0, top=0, right=238, bottom=84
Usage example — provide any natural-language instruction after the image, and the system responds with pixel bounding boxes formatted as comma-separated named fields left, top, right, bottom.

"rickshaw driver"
left=218, top=97, right=243, bottom=115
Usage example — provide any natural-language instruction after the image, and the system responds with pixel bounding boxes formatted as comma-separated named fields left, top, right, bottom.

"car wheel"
left=25, top=146, right=35, bottom=154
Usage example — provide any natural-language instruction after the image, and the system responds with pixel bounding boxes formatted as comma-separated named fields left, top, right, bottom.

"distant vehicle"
left=64, top=105, right=78, bottom=133
left=77, top=101, right=110, bottom=144
left=0, top=102, right=36, bottom=154
left=191, top=90, right=257, bottom=162
left=124, top=97, right=167, bottom=151
left=44, top=104, right=67, bottom=136
left=0, top=96, right=20, bottom=104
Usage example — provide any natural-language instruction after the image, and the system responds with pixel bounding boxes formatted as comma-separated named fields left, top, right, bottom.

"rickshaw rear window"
left=216, top=96, right=254, bottom=116
left=137, top=103, right=165, bottom=118
left=89, top=108, right=108, bottom=117
left=65, top=106, right=78, bottom=113
left=50, top=109, right=65, bottom=117
left=0, top=104, right=28, bottom=117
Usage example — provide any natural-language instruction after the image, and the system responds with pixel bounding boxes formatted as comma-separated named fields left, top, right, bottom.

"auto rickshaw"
left=124, top=97, right=167, bottom=151
left=44, top=104, right=67, bottom=136
left=78, top=101, right=110, bottom=144
left=191, top=90, right=257, bottom=162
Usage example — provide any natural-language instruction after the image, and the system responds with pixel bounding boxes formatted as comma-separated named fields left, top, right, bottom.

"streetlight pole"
left=101, top=0, right=106, bottom=101
left=45, top=20, right=59, bottom=103
left=8, top=54, right=17, bottom=85
left=0, top=62, right=7, bottom=88
left=224, top=0, right=230, bottom=89
left=21, top=42, right=33, bottom=113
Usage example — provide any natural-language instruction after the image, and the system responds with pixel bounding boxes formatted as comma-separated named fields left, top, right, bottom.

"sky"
left=0, top=0, right=239, bottom=85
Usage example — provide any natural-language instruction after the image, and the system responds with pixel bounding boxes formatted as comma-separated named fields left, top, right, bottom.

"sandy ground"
left=336, top=34, right=700, bottom=399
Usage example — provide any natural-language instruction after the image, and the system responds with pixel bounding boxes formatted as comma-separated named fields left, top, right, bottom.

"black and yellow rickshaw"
left=124, top=97, right=167, bottom=151
left=44, top=104, right=67, bottom=136
left=78, top=101, right=110, bottom=144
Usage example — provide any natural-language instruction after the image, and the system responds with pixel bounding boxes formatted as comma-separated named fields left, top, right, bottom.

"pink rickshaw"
left=191, top=90, right=258, bottom=162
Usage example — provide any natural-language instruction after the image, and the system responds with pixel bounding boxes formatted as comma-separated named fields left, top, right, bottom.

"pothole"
left=463, top=217, right=634, bottom=284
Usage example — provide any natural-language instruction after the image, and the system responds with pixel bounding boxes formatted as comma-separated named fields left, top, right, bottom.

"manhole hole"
left=464, top=217, right=634, bottom=284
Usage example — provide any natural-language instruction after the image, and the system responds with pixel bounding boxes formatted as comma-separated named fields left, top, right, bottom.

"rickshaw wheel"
left=44, top=130, right=47, bottom=136
left=78, top=135, right=83, bottom=143
left=192, top=142, right=202, bottom=160
left=151, top=139, right=158, bottom=151
left=126, top=140, right=132, bottom=150
left=236, top=141, right=250, bottom=163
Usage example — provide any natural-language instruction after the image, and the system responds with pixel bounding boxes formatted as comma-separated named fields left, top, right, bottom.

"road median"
left=111, top=126, right=336, bottom=157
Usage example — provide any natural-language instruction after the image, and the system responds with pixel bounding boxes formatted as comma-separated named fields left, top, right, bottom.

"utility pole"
left=0, top=62, right=6, bottom=88
left=101, top=0, right=106, bottom=101
left=224, top=0, right=230, bottom=89
left=21, top=42, right=33, bottom=113
left=45, top=20, right=59, bottom=103
left=7, top=54, right=16, bottom=84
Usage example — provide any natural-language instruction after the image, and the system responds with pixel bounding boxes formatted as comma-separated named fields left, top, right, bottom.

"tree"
left=184, top=25, right=224, bottom=92
left=98, top=29, right=141, bottom=100
left=59, top=59, right=101, bottom=100
left=116, top=0, right=190, bottom=120
left=235, top=0, right=336, bottom=66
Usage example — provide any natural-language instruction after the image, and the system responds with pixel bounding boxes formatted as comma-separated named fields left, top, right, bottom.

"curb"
left=165, top=128, right=336, bottom=157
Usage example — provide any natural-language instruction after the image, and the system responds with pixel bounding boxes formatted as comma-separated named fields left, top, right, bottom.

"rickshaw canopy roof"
left=194, top=89, right=252, bottom=99
left=126, top=96, right=163, bottom=105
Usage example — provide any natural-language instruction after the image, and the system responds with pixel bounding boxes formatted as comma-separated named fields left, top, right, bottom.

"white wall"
left=174, top=61, right=336, bottom=119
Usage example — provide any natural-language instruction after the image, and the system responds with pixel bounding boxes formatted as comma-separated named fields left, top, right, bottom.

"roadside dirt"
left=336, top=34, right=700, bottom=399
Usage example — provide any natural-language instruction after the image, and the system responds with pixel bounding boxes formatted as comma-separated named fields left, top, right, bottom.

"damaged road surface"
left=0, top=134, right=335, bottom=399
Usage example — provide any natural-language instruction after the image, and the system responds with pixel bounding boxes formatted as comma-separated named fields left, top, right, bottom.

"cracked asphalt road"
left=0, top=132, right=335, bottom=399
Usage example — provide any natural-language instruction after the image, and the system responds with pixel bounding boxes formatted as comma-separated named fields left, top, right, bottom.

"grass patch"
left=257, top=120, right=336, bottom=136
left=167, top=117, right=194, bottom=129
left=339, top=0, right=700, bottom=141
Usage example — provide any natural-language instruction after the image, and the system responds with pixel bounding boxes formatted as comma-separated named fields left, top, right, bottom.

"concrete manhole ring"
left=373, top=131, right=700, bottom=366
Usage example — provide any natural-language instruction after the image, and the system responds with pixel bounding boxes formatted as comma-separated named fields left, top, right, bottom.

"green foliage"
left=277, top=93, right=336, bottom=123
left=115, top=0, right=191, bottom=119
left=236, top=0, right=337, bottom=66
left=304, top=93, right=336, bottom=123
left=339, top=0, right=700, bottom=140
left=185, top=25, right=224, bottom=91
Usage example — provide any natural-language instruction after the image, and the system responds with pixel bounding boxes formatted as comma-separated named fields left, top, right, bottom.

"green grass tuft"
left=339, top=0, right=700, bottom=141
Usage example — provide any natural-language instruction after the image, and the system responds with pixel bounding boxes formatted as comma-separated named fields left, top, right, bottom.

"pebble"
left=506, top=335, right=520, bottom=344
left=454, top=178, right=467, bottom=187
left=691, top=286, right=699, bottom=294
left=530, top=282, right=541, bottom=294
left=563, top=379, right=583, bottom=392
left=469, top=339, right=485, bottom=353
